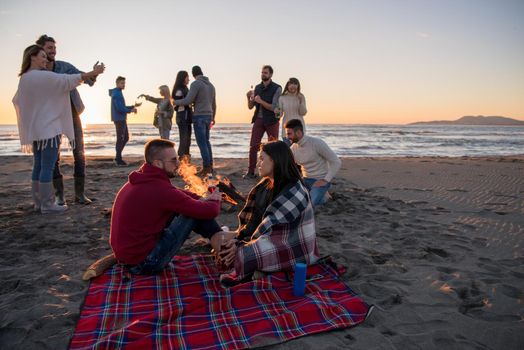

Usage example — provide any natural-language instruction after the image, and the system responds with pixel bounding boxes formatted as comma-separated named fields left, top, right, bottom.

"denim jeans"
left=32, top=136, right=61, bottom=183
left=129, top=215, right=222, bottom=275
left=53, top=103, right=86, bottom=179
left=176, top=110, right=192, bottom=158
left=304, top=177, right=331, bottom=207
left=193, top=115, right=213, bottom=167
left=114, top=120, right=129, bottom=161
left=159, top=127, right=170, bottom=140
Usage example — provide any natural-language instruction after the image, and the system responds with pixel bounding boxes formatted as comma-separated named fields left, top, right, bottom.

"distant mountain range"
left=409, top=116, right=524, bottom=126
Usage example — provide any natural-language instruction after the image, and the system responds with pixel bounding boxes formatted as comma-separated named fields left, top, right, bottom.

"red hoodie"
left=110, top=163, right=220, bottom=265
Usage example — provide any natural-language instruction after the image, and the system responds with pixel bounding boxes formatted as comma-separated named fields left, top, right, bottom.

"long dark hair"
left=172, top=70, right=189, bottom=99
left=19, top=45, right=44, bottom=77
left=282, top=77, right=301, bottom=95
left=261, top=140, right=303, bottom=198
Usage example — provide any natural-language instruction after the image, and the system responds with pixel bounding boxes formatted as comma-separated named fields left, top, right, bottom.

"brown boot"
left=53, top=177, right=66, bottom=206
left=74, top=176, right=92, bottom=204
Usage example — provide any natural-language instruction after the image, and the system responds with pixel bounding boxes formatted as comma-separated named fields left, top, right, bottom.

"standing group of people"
left=112, top=66, right=216, bottom=175
left=111, top=63, right=341, bottom=207
left=245, top=65, right=341, bottom=207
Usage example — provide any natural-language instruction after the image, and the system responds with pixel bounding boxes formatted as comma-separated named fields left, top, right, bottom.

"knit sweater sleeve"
left=314, top=138, right=341, bottom=182
left=174, top=82, right=199, bottom=106
left=179, top=188, right=201, bottom=200
left=161, top=187, right=220, bottom=219
left=46, top=72, right=82, bottom=92
left=298, top=95, right=307, bottom=116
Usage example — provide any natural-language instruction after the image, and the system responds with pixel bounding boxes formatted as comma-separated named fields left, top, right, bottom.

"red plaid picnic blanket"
left=70, top=255, right=370, bottom=350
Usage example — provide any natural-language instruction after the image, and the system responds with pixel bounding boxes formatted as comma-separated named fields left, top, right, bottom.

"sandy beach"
left=0, top=155, right=523, bottom=349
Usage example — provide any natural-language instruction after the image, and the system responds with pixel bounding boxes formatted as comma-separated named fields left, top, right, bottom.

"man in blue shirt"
left=109, top=76, right=137, bottom=166
left=36, top=34, right=101, bottom=205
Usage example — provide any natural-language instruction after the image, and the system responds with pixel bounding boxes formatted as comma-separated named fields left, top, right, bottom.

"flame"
left=177, top=161, right=207, bottom=195
left=217, top=174, right=231, bottom=186
left=439, top=283, right=452, bottom=293
left=177, top=161, right=240, bottom=206
left=483, top=298, right=492, bottom=308
left=222, top=193, right=238, bottom=206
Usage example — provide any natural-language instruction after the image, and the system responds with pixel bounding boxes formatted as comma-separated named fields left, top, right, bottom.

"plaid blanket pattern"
left=235, top=180, right=319, bottom=280
left=70, top=254, right=370, bottom=350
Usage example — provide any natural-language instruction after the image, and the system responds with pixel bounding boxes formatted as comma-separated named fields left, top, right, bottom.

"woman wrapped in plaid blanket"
left=214, top=141, right=320, bottom=286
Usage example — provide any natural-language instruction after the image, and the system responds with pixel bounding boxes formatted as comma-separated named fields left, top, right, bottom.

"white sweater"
left=278, top=94, right=307, bottom=138
left=13, top=70, right=82, bottom=152
left=291, top=135, right=341, bottom=182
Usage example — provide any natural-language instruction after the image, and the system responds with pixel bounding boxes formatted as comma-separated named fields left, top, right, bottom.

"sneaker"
left=242, top=172, right=257, bottom=180
left=114, top=159, right=128, bottom=166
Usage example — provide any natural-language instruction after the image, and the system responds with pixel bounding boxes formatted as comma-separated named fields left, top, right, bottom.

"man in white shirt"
left=285, top=119, right=341, bottom=207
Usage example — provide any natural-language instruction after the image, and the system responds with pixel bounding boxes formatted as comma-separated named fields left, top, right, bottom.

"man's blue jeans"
left=114, top=120, right=129, bottom=161
left=192, top=115, right=213, bottom=167
left=32, top=136, right=61, bottom=183
left=129, top=215, right=221, bottom=275
left=304, top=178, right=331, bottom=207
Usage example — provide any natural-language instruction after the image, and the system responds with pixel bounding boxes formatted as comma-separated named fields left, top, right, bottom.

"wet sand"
left=0, top=155, right=523, bottom=349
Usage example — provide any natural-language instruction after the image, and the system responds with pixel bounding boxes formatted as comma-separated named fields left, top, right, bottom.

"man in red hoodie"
left=110, top=139, right=222, bottom=274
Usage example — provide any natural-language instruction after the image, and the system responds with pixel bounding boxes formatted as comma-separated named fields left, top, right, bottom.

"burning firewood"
left=217, top=179, right=246, bottom=205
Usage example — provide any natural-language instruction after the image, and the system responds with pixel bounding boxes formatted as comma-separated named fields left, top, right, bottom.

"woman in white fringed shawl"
left=12, top=44, right=104, bottom=214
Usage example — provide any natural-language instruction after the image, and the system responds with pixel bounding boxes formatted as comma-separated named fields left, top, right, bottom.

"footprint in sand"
left=370, top=253, right=392, bottom=265
left=436, top=266, right=456, bottom=274
left=477, top=261, right=502, bottom=273
left=377, top=294, right=403, bottom=309
left=455, top=284, right=486, bottom=314
left=446, top=188, right=468, bottom=192
left=498, top=284, right=524, bottom=299
left=423, top=247, right=449, bottom=258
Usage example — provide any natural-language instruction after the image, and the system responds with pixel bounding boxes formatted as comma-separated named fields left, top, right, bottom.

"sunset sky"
left=0, top=0, right=523, bottom=125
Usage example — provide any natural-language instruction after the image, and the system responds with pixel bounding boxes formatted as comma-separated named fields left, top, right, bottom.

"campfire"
left=177, top=161, right=246, bottom=211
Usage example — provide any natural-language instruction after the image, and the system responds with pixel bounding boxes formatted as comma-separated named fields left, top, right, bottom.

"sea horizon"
left=1, top=123, right=523, bottom=158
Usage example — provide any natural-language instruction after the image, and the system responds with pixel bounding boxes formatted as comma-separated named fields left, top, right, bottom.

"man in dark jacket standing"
left=244, top=65, right=282, bottom=179
left=110, top=139, right=222, bottom=274
left=173, top=66, right=216, bottom=175
left=109, top=76, right=137, bottom=166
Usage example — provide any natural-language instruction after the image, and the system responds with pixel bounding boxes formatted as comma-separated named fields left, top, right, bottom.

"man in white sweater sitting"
left=285, top=119, right=341, bottom=207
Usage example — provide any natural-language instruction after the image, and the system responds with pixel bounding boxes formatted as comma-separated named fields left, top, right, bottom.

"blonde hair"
left=159, top=85, right=171, bottom=100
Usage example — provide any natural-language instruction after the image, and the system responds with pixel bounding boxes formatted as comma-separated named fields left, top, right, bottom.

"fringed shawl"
left=12, top=70, right=81, bottom=153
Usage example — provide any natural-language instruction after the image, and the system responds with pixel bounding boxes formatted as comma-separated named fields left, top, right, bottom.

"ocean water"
left=1, top=123, right=523, bottom=158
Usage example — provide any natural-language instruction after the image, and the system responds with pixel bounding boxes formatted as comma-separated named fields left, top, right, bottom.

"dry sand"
left=0, top=155, right=523, bottom=350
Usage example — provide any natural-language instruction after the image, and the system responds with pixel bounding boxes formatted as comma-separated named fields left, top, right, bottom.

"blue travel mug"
left=293, top=263, right=307, bottom=296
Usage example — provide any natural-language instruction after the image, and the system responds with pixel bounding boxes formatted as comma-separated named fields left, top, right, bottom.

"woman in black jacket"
left=172, top=71, right=193, bottom=161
